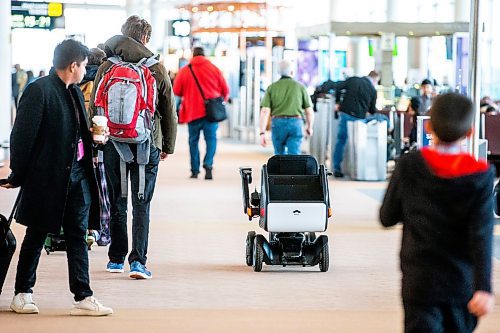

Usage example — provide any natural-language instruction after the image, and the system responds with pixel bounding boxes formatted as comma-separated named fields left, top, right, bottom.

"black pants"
left=14, top=162, right=93, bottom=301
left=103, top=143, right=159, bottom=265
left=404, top=301, right=478, bottom=333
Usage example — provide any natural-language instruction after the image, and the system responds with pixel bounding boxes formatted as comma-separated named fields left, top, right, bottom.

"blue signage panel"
left=417, top=116, right=433, bottom=148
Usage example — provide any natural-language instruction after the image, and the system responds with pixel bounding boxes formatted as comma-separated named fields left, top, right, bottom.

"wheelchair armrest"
left=239, top=167, right=253, bottom=184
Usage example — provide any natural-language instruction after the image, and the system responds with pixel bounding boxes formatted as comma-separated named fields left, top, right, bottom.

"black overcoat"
left=7, top=72, right=100, bottom=233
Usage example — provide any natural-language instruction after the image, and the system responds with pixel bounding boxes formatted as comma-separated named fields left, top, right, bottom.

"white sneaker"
left=10, top=293, right=39, bottom=314
left=70, top=296, right=113, bottom=316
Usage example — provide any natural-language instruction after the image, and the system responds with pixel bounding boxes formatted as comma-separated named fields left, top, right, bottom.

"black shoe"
left=333, top=171, right=344, bottom=178
left=190, top=172, right=199, bottom=179
left=204, top=166, right=213, bottom=180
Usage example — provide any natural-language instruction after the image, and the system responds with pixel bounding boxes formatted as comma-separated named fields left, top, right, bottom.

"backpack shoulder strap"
left=108, top=56, right=122, bottom=64
left=141, top=56, right=159, bottom=68
left=188, top=64, right=207, bottom=101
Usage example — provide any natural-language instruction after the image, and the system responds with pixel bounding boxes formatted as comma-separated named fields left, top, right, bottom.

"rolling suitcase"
left=0, top=191, right=22, bottom=295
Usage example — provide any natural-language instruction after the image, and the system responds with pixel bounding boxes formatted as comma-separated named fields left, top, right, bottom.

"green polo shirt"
left=261, top=76, right=312, bottom=117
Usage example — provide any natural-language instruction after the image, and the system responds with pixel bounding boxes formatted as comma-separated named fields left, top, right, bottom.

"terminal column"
left=0, top=0, right=12, bottom=146
left=455, top=0, right=470, bottom=21
left=126, top=0, right=148, bottom=18
left=149, top=0, right=167, bottom=54
left=381, top=0, right=402, bottom=88
left=328, top=0, right=340, bottom=80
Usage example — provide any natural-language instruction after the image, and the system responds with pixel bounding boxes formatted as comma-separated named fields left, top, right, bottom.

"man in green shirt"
left=259, top=60, right=314, bottom=155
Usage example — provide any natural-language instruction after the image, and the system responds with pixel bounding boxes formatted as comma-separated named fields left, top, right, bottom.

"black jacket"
left=380, top=151, right=495, bottom=303
left=316, top=76, right=377, bottom=118
left=8, top=72, right=100, bottom=233
left=81, top=64, right=99, bottom=85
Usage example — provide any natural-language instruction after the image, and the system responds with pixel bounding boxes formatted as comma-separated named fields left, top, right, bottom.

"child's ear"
left=465, top=127, right=474, bottom=138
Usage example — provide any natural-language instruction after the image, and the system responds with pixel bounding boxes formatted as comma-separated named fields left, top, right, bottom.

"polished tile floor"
left=0, top=127, right=498, bottom=332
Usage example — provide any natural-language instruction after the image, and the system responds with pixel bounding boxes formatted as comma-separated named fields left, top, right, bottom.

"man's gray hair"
left=279, top=60, right=293, bottom=77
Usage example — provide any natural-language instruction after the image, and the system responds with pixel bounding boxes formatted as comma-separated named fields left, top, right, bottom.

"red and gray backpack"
left=94, top=56, right=159, bottom=200
left=94, top=56, right=158, bottom=143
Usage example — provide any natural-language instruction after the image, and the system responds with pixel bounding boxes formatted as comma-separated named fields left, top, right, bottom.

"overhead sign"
left=11, top=1, right=64, bottom=30
left=170, top=20, right=191, bottom=37
left=381, top=33, right=395, bottom=51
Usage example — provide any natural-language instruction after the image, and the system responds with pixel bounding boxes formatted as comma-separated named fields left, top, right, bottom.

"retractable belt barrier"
left=310, top=96, right=335, bottom=166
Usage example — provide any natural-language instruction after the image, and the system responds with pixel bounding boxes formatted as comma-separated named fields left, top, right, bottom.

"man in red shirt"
left=173, top=47, right=229, bottom=180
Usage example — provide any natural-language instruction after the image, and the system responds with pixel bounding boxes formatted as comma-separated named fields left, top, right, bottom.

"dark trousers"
left=404, top=301, right=478, bottom=333
left=103, top=143, right=159, bottom=266
left=14, top=162, right=93, bottom=301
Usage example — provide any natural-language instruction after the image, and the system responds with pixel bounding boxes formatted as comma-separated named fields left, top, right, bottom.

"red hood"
left=421, top=147, right=488, bottom=178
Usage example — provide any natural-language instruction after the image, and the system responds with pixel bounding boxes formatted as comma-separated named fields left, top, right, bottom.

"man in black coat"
left=1, top=39, right=112, bottom=316
left=315, top=71, right=380, bottom=178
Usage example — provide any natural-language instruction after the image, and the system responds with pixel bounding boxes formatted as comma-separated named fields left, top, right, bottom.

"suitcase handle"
left=6, top=188, right=23, bottom=227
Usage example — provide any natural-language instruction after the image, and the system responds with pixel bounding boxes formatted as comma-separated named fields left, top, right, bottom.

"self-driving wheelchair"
left=239, top=155, right=332, bottom=272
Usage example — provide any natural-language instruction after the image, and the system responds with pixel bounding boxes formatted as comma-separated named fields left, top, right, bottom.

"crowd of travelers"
left=1, top=14, right=497, bottom=333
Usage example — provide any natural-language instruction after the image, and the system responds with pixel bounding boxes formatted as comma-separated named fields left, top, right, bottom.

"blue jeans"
left=188, top=118, right=218, bottom=173
left=103, top=143, right=160, bottom=265
left=15, top=161, right=93, bottom=301
left=333, top=112, right=389, bottom=172
left=271, top=118, right=303, bottom=155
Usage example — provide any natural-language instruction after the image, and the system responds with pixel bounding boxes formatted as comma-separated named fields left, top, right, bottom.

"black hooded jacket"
left=380, top=151, right=495, bottom=304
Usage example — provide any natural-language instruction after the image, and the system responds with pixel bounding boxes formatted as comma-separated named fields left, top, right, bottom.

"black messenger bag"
left=188, top=64, right=227, bottom=123
left=0, top=189, right=21, bottom=295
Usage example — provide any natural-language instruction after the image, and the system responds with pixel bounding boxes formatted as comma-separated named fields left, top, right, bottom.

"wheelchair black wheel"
left=246, top=231, right=256, bottom=266
left=253, top=236, right=264, bottom=272
left=307, top=232, right=316, bottom=243
left=319, top=245, right=329, bottom=272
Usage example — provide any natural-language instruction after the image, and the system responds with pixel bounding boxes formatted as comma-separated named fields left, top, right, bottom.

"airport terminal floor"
left=0, top=127, right=499, bottom=332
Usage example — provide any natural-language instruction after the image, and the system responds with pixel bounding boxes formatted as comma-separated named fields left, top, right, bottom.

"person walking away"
left=407, top=96, right=421, bottom=147
left=79, top=47, right=110, bottom=247
left=0, top=39, right=113, bottom=316
left=80, top=48, right=106, bottom=113
left=173, top=47, right=229, bottom=179
left=13, top=64, right=28, bottom=108
left=380, top=92, right=495, bottom=333
left=316, top=71, right=379, bottom=178
left=11, top=69, right=19, bottom=110
left=90, top=15, right=177, bottom=279
left=258, top=60, right=314, bottom=155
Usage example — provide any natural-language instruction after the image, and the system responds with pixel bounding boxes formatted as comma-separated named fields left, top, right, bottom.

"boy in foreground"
left=380, top=93, right=495, bottom=332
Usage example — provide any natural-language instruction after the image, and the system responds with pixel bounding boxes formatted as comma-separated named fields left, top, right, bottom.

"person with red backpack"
left=90, top=16, right=177, bottom=280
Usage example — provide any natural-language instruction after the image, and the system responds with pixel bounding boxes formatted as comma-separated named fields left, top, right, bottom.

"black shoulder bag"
left=188, top=64, right=227, bottom=123
left=0, top=189, right=22, bottom=295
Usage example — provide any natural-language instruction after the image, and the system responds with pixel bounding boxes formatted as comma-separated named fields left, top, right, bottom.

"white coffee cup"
left=92, top=116, right=108, bottom=142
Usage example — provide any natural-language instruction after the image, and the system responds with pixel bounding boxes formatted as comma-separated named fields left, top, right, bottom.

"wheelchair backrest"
left=266, top=155, right=319, bottom=176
